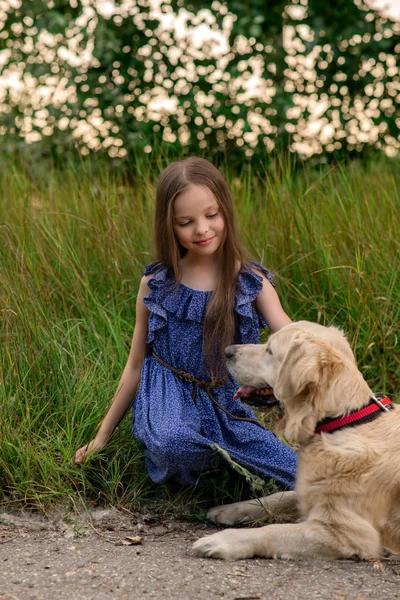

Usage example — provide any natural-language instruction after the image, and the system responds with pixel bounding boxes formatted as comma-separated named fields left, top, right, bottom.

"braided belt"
left=152, top=352, right=262, bottom=427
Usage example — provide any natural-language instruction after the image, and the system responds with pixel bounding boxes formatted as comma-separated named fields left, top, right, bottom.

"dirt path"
left=0, top=509, right=399, bottom=600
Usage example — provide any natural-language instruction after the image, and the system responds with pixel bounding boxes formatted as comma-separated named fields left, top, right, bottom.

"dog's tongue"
left=233, top=386, right=255, bottom=401
left=233, top=386, right=276, bottom=401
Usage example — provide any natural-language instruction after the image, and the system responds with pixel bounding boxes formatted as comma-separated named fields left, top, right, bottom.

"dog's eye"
left=266, top=346, right=273, bottom=355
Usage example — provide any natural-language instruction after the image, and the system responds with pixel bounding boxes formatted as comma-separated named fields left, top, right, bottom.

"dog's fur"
left=193, top=321, right=400, bottom=561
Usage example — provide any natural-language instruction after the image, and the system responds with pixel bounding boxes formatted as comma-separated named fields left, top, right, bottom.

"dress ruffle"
left=143, top=261, right=274, bottom=343
left=143, top=262, right=170, bottom=343
left=235, top=262, right=274, bottom=337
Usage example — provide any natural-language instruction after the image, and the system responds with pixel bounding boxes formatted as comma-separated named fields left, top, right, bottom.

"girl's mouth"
left=195, top=237, right=214, bottom=246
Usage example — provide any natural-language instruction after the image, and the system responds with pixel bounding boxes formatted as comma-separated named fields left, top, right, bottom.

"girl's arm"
left=254, top=274, right=292, bottom=334
left=75, top=276, right=151, bottom=464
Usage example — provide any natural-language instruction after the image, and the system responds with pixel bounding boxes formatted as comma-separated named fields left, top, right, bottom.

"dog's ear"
left=274, top=332, right=343, bottom=400
left=274, top=332, right=344, bottom=443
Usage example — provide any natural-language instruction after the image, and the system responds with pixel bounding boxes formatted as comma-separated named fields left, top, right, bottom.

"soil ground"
left=0, top=508, right=399, bottom=600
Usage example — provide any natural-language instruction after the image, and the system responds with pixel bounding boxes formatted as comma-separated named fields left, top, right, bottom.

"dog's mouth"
left=233, top=385, right=280, bottom=412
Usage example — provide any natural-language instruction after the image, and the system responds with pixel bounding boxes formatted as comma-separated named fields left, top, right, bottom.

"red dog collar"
left=315, top=394, right=393, bottom=434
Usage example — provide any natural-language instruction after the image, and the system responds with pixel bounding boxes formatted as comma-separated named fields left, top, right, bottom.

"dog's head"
left=226, top=321, right=356, bottom=444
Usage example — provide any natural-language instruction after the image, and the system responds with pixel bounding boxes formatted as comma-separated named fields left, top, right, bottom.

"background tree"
left=0, top=0, right=398, bottom=161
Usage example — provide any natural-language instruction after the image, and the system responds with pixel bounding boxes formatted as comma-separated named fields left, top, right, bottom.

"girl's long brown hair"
left=154, top=157, right=245, bottom=377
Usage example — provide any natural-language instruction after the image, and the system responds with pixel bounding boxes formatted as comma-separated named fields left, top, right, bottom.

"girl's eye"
left=207, top=212, right=219, bottom=219
left=178, top=221, right=191, bottom=227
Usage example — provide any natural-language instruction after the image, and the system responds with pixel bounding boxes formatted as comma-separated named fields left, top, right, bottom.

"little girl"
left=75, top=157, right=297, bottom=489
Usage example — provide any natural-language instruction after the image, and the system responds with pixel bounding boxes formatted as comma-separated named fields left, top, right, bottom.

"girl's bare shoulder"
left=138, top=262, right=172, bottom=298
left=141, top=262, right=167, bottom=288
left=141, top=273, right=153, bottom=286
left=136, top=274, right=153, bottom=301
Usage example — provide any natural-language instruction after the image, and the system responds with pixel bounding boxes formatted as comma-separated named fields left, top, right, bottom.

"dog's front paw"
left=207, top=498, right=266, bottom=525
left=207, top=504, right=247, bottom=526
left=193, top=529, right=257, bottom=560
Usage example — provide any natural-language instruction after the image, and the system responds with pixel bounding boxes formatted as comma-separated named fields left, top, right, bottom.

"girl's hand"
left=75, top=436, right=107, bottom=464
left=74, top=277, right=150, bottom=466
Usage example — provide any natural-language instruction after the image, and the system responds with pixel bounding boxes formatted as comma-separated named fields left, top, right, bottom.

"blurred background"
left=1, top=0, right=399, bottom=162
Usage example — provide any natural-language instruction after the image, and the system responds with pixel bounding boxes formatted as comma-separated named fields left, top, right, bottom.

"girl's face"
left=173, top=184, right=225, bottom=258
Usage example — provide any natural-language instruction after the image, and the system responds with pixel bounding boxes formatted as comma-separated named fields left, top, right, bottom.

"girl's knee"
left=154, top=428, right=208, bottom=467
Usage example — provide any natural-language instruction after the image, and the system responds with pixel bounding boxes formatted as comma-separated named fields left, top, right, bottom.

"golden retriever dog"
left=193, top=321, right=400, bottom=561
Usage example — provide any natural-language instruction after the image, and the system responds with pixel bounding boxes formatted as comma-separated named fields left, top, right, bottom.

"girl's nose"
left=195, top=219, right=209, bottom=235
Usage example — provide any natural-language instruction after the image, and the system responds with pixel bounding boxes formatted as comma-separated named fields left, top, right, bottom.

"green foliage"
left=211, top=444, right=272, bottom=493
left=301, top=0, right=400, bottom=155
left=0, top=1, right=398, bottom=160
left=0, top=153, right=399, bottom=509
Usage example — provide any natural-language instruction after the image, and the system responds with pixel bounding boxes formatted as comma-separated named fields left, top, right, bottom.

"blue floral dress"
left=132, top=262, right=297, bottom=489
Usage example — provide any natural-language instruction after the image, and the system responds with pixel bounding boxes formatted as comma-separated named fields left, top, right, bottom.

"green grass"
left=1, top=153, right=399, bottom=512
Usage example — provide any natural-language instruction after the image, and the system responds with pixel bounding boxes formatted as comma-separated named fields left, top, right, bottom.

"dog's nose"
left=225, top=346, right=236, bottom=359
